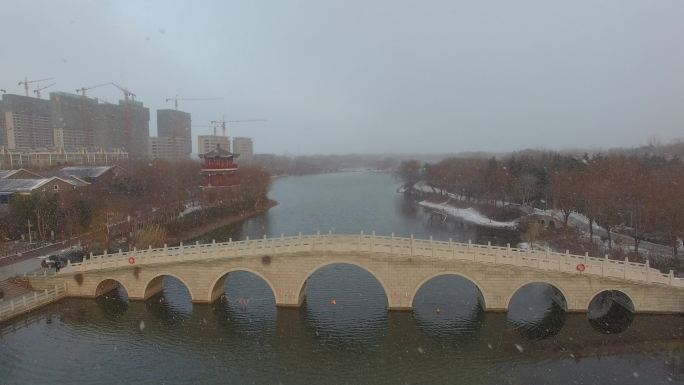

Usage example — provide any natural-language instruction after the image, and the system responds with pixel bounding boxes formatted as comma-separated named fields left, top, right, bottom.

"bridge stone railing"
left=0, top=283, right=67, bottom=322
left=46, top=233, right=683, bottom=289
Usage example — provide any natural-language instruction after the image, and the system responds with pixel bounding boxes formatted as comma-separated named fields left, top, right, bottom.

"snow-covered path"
left=419, top=200, right=518, bottom=229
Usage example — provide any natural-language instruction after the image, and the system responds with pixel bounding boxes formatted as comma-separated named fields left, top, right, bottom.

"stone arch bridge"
left=27, top=233, right=684, bottom=314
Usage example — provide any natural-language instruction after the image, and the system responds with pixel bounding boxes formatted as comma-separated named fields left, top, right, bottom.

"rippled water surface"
left=1, top=173, right=683, bottom=385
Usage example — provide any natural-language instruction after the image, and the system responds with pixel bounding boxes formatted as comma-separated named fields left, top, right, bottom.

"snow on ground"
left=516, top=242, right=553, bottom=252
left=179, top=203, right=203, bottom=218
left=419, top=200, right=518, bottom=229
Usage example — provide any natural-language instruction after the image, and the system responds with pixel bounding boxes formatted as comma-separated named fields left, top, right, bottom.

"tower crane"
left=165, top=96, right=223, bottom=110
left=33, top=82, right=56, bottom=99
left=209, top=117, right=266, bottom=137
left=75, top=82, right=110, bottom=97
left=18, top=77, right=54, bottom=97
left=110, top=83, right=136, bottom=101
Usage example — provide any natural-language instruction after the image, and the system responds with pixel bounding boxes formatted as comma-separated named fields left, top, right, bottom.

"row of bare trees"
left=399, top=152, right=684, bottom=257
left=551, top=155, right=684, bottom=257
left=0, top=159, right=272, bottom=250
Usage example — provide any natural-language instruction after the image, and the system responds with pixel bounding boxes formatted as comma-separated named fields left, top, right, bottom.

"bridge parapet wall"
left=52, top=233, right=683, bottom=290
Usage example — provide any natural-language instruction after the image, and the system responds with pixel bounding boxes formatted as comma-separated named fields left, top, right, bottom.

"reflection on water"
left=94, top=284, right=128, bottom=317
left=146, top=276, right=193, bottom=324
left=213, top=271, right=277, bottom=334
left=507, top=283, right=567, bottom=340
left=303, top=264, right=388, bottom=345
left=589, top=290, right=636, bottom=334
left=413, top=275, right=485, bottom=340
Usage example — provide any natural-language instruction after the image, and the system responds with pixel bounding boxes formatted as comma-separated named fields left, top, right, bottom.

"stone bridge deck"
left=27, top=233, right=684, bottom=314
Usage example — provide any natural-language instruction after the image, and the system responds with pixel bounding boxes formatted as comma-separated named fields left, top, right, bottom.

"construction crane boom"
left=33, top=82, right=56, bottom=99
left=209, top=117, right=266, bottom=137
left=18, top=77, right=54, bottom=97
left=75, top=82, right=110, bottom=97
left=165, top=96, right=223, bottom=110
left=110, top=83, right=136, bottom=101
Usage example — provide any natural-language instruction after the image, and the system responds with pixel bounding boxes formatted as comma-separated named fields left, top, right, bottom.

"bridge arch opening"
left=94, top=279, right=129, bottom=316
left=297, top=262, right=389, bottom=342
left=411, top=273, right=485, bottom=337
left=587, top=290, right=635, bottom=334
left=507, top=282, right=568, bottom=340
left=144, top=274, right=194, bottom=318
left=209, top=269, right=277, bottom=329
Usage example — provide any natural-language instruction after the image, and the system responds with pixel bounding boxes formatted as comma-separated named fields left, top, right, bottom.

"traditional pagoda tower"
left=199, top=144, right=240, bottom=188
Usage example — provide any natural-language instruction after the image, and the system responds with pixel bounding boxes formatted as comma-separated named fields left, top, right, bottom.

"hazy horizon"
left=2, top=1, right=683, bottom=155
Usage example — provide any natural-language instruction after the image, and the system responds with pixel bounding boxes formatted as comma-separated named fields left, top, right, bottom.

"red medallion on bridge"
left=128, top=256, right=136, bottom=265
left=576, top=263, right=586, bottom=272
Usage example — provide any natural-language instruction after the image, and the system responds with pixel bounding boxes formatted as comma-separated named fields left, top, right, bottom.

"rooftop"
left=58, top=166, right=115, bottom=179
left=0, top=177, right=76, bottom=193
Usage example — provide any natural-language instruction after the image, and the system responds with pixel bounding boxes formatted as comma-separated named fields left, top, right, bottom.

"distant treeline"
left=245, top=154, right=401, bottom=175
left=398, top=150, right=684, bottom=257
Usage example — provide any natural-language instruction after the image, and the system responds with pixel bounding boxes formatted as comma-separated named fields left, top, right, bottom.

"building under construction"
left=0, top=94, right=53, bottom=150
left=197, top=135, right=230, bottom=156
left=0, top=92, right=150, bottom=158
left=157, top=109, right=191, bottom=156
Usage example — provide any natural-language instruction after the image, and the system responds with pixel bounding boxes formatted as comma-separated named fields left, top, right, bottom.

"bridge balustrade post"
left=669, top=270, right=674, bottom=285
left=645, top=260, right=650, bottom=283
left=602, top=255, right=607, bottom=276
left=410, top=234, right=414, bottom=256
left=624, top=257, right=628, bottom=279
left=430, top=236, right=434, bottom=258
left=390, top=233, right=394, bottom=254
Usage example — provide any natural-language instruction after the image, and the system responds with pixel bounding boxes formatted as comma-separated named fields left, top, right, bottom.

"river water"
left=1, top=172, right=683, bottom=385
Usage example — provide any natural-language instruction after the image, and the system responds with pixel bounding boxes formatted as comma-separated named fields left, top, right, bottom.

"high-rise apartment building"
left=1, top=92, right=150, bottom=158
left=148, top=137, right=188, bottom=161
left=50, top=92, right=98, bottom=149
left=197, top=135, right=230, bottom=156
left=92, top=99, right=150, bottom=158
left=1, top=94, right=53, bottom=149
left=232, top=137, right=253, bottom=160
left=0, top=100, right=5, bottom=147
left=157, top=109, right=191, bottom=156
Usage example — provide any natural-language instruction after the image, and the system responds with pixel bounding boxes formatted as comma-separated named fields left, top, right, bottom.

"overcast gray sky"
left=2, top=0, right=683, bottom=155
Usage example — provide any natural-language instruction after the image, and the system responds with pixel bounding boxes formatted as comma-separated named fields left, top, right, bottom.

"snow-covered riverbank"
left=419, top=200, right=518, bottom=229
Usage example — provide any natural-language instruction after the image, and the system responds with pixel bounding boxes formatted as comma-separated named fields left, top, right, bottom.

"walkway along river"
left=1, top=172, right=683, bottom=385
